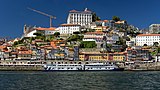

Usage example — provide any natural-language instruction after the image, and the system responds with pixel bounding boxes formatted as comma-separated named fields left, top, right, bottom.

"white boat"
left=43, top=64, right=83, bottom=71
left=84, top=63, right=120, bottom=71
left=43, top=62, right=124, bottom=71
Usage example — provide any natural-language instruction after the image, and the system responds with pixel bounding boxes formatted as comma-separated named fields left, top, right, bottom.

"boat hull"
left=43, top=63, right=124, bottom=71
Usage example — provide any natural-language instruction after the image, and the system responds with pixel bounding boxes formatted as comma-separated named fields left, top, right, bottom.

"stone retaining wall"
left=0, top=65, right=44, bottom=71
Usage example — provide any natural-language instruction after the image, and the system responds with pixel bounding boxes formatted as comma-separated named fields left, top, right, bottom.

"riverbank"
left=1, top=60, right=160, bottom=71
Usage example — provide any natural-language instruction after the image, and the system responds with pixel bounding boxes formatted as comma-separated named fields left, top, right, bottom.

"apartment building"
left=136, top=34, right=160, bottom=46
left=59, top=24, right=81, bottom=34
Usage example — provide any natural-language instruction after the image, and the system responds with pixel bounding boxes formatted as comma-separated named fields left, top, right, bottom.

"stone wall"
left=0, top=65, right=43, bottom=71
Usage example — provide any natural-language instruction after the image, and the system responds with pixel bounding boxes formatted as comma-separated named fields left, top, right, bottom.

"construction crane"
left=28, top=7, right=56, bottom=27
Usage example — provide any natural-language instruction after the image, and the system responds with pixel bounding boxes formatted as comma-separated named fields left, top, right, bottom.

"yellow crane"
left=28, top=7, right=56, bottom=27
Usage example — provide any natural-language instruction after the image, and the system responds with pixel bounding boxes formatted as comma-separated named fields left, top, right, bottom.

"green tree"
left=33, top=32, right=43, bottom=36
left=88, top=29, right=95, bottom=32
left=13, top=40, right=23, bottom=46
left=112, top=16, right=120, bottom=22
left=157, top=47, right=160, bottom=53
left=67, top=34, right=83, bottom=42
left=92, top=12, right=101, bottom=22
left=13, top=41, right=19, bottom=46
left=153, top=42, right=159, bottom=47
left=73, top=31, right=80, bottom=34
left=80, top=41, right=97, bottom=48
left=54, top=32, right=60, bottom=37
left=143, top=44, right=148, bottom=46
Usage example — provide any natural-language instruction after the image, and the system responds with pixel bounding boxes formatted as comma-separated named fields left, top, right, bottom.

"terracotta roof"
left=44, top=45, right=53, bottom=49
left=103, top=20, right=109, bottom=22
left=69, top=10, right=79, bottom=13
left=60, top=44, right=65, bottom=46
left=115, top=20, right=126, bottom=24
left=69, top=9, right=91, bottom=13
left=113, top=52, right=125, bottom=54
left=35, top=27, right=56, bottom=31
left=80, top=52, right=105, bottom=54
left=137, top=34, right=160, bottom=36
left=11, top=52, right=18, bottom=54
left=96, top=20, right=103, bottom=22
left=0, top=45, right=6, bottom=50
left=61, top=24, right=81, bottom=26
left=85, top=31, right=104, bottom=35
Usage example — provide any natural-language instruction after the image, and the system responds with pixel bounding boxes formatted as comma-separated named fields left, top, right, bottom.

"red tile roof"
left=35, top=27, right=56, bottom=31
left=85, top=31, right=104, bottom=35
left=69, top=10, right=79, bottom=13
left=0, top=45, right=6, bottom=50
left=137, top=34, right=160, bottom=36
left=61, top=24, right=81, bottom=26
left=103, top=20, right=109, bottom=22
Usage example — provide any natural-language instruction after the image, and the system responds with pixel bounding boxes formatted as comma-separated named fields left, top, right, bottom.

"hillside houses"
left=1, top=8, right=159, bottom=63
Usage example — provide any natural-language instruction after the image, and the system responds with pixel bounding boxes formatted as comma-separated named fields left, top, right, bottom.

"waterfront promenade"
left=1, top=60, right=160, bottom=71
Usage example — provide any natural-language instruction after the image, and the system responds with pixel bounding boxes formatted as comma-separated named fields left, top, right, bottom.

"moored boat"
left=43, top=62, right=124, bottom=71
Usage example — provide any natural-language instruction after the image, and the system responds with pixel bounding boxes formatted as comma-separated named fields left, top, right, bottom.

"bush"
left=80, top=41, right=97, bottom=48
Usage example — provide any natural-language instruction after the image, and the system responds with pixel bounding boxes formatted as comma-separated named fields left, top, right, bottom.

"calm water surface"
left=0, top=71, right=160, bottom=90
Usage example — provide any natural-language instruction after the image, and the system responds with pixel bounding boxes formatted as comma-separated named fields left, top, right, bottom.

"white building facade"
left=23, top=25, right=59, bottom=37
left=67, top=8, right=92, bottom=27
left=136, top=34, right=160, bottom=46
left=59, top=24, right=81, bottom=34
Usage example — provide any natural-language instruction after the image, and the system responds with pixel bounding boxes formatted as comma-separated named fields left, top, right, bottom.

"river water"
left=0, top=71, right=160, bottom=90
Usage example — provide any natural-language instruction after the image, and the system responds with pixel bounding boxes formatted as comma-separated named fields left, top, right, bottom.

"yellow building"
left=79, top=52, right=126, bottom=61
left=79, top=52, right=108, bottom=61
left=112, top=52, right=125, bottom=61
left=94, top=26, right=103, bottom=32
left=79, top=54, right=85, bottom=61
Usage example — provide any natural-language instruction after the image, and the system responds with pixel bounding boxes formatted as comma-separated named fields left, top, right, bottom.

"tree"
left=157, top=47, right=160, bottom=53
left=88, top=29, right=95, bottom=32
left=143, top=44, right=148, bottom=46
left=153, top=42, right=159, bottom=47
left=80, top=41, right=97, bottom=48
left=54, top=32, right=60, bottom=37
left=67, top=34, right=83, bottom=42
left=125, top=36, right=130, bottom=41
left=73, top=31, right=80, bottom=34
left=112, top=16, right=120, bottom=22
left=46, top=35, right=54, bottom=41
left=13, top=41, right=19, bottom=46
left=33, top=32, right=43, bottom=36
left=13, top=40, right=23, bottom=46
left=92, top=12, right=101, bottom=22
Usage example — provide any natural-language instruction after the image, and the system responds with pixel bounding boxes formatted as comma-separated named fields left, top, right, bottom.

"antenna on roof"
left=84, top=8, right=88, bottom=11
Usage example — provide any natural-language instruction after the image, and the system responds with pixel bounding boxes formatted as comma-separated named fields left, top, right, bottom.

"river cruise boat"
left=43, top=62, right=124, bottom=71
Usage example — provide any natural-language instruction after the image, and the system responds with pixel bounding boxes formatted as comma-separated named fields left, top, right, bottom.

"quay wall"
left=124, top=62, right=160, bottom=71
left=1, top=60, right=160, bottom=71
left=0, top=65, right=44, bottom=71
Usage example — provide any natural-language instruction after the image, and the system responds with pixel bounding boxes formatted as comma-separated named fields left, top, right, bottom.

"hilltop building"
left=67, top=8, right=92, bottom=27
